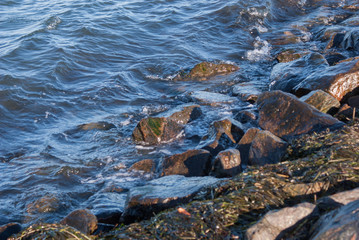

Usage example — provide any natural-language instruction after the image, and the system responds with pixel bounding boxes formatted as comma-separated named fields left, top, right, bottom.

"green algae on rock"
left=174, top=62, right=239, bottom=81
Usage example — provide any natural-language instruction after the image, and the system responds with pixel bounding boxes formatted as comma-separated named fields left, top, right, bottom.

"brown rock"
left=26, top=194, right=65, bottom=214
left=129, top=159, right=156, bottom=173
left=212, top=149, right=241, bottom=177
left=132, top=117, right=183, bottom=145
left=294, top=57, right=359, bottom=101
left=246, top=202, right=316, bottom=240
left=283, top=182, right=326, bottom=197
left=174, top=62, right=239, bottom=81
left=236, top=128, right=260, bottom=166
left=60, top=209, right=98, bottom=235
left=78, top=121, right=116, bottom=131
left=257, top=91, right=343, bottom=140
left=300, top=90, right=340, bottom=114
left=198, top=118, right=244, bottom=155
left=248, top=130, right=288, bottom=166
left=232, top=83, right=261, bottom=103
left=167, top=104, right=202, bottom=125
left=276, top=49, right=309, bottom=63
left=161, top=149, right=212, bottom=177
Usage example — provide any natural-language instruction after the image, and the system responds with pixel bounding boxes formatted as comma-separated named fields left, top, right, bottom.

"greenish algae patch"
left=147, top=118, right=164, bottom=137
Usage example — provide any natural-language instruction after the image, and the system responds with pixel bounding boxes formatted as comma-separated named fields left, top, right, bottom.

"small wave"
left=46, top=16, right=61, bottom=30
left=246, top=37, right=272, bottom=61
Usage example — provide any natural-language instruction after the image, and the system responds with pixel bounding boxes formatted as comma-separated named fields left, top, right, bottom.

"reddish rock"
left=60, top=209, right=98, bottom=235
left=294, top=57, right=359, bottom=101
left=132, top=117, right=183, bottom=145
left=300, top=90, right=340, bottom=114
left=198, top=118, right=244, bottom=155
left=248, top=130, right=288, bottom=166
left=236, top=128, right=260, bottom=166
left=129, top=159, right=156, bottom=173
left=257, top=91, right=343, bottom=140
left=161, top=149, right=212, bottom=177
left=174, top=62, right=239, bottom=81
left=212, top=149, right=242, bottom=178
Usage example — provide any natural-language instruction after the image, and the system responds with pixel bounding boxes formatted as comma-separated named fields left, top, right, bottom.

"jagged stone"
left=77, top=121, right=116, bottom=131
left=257, top=91, right=343, bottom=140
left=232, top=83, right=261, bottom=103
left=300, top=90, right=340, bottom=114
left=212, top=149, right=241, bottom=178
left=129, top=159, right=156, bottom=173
left=276, top=50, right=309, bottom=63
left=161, top=149, right=212, bottom=177
left=60, top=209, right=98, bottom=235
left=236, top=128, right=260, bottom=166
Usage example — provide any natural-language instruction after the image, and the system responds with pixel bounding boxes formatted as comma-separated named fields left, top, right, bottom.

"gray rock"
left=300, top=90, right=340, bottom=114
left=311, top=200, right=359, bottom=240
left=246, top=202, right=316, bottom=240
left=212, top=149, right=241, bottom=178
left=122, top=175, right=219, bottom=223
left=248, top=130, right=288, bottom=166
left=60, top=209, right=98, bottom=235
left=317, top=187, right=359, bottom=211
left=232, top=83, right=261, bottom=103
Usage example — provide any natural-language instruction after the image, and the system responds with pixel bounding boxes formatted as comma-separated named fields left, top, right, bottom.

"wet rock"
left=325, top=32, right=345, bottom=50
left=26, top=194, right=67, bottom=214
left=276, top=49, right=309, bottom=63
left=198, top=118, right=245, bottom=156
left=269, top=31, right=301, bottom=46
left=300, top=90, right=340, bottom=114
left=324, top=52, right=347, bottom=66
left=248, top=130, right=288, bottom=166
left=161, top=149, right=212, bottom=177
left=233, top=110, right=258, bottom=128
left=60, top=209, right=98, bottom=235
left=129, top=159, right=156, bottom=173
left=95, top=210, right=122, bottom=225
left=294, top=57, right=359, bottom=101
left=311, top=200, right=359, bottom=240
left=341, top=29, right=359, bottom=51
left=232, top=83, right=261, bottom=103
left=77, top=121, right=116, bottom=131
left=0, top=223, right=21, bottom=240
left=335, top=104, right=358, bottom=121
left=236, top=128, right=260, bottom=166
left=122, top=175, right=219, bottom=223
left=165, top=104, right=202, bottom=125
left=257, top=91, right=343, bottom=140
left=246, top=202, right=316, bottom=240
left=132, top=117, right=183, bottom=145
left=211, top=149, right=241, bottom=178
left=270, top=52, right=329, bottom=93
left=174, top=62, right=239, bottom=81
left=190, top=91, right=237, bottom=106
left=348, top=95, right=359, bottom=109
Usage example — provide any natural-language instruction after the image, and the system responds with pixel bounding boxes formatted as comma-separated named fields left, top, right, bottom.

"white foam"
left=246, top=37, right=272, bottom=62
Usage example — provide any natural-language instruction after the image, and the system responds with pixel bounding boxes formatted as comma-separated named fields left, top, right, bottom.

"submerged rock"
left=121, top=175, right=219, bottom=223
left=60, top=209, right=98, bottom=235
left=246, top=202, right=316, bottom=240
left=300, top=89, right=340, bottom=114
left=174, top=62, right=239, bottom=81
left=132, top=117, right=183, bottom=145
left=232, top=83, right=261, bottom=103
left=0, top=223, right=21, bottom=240
left=77, top=121, right=116, bottom=131
left=161, top=149, right=212, bottom=177
left=198, top=118, right=244, bottom=156
left=211, top=149, right=241, bottom=178
left=276, top=49, right=309, bottom=63
left=257, top=91, right=343, bottom=140
left=311, top=200, right=359, bottom=240
left=190, top=91, right=237, bottom=106
left=129, top=159, right=156, bottom=173
left=248, top=130, right=288, bottom=166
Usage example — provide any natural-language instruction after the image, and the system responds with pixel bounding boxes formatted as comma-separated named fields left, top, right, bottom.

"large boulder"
left=198, top=118, right=245, bottom=156
left=161, top=149, right=212, bottom=177
left=121, top=175, right=219, bottom=223
left=270, top=52, right=329, bottom=93
left=132, top=117, right=183, bottom=145
left=294, top=57, right=359, bottom=101
left=246, top=202, right=316, bottom=240
left=236, top=128, right=260, bottom=166
left=174, top=62, right=239, bottom=81
left=60, top=209, right=98, bottom=235
left=311, top=200, right=359, bottom=240
left=299, top=90, right=340, bottom=114
left=317, top=187, right=359, bottom=211
left=257, top=91, right=343, bottom=140
left=166, top=104, right=202, bottom=125
left=248, top=130, right=288, bottom=166
left=211, top=149, right=242, bottom=178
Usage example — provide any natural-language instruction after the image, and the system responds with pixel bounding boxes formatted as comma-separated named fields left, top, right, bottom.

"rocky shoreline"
left=3, top=1, right=359, bottom=239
